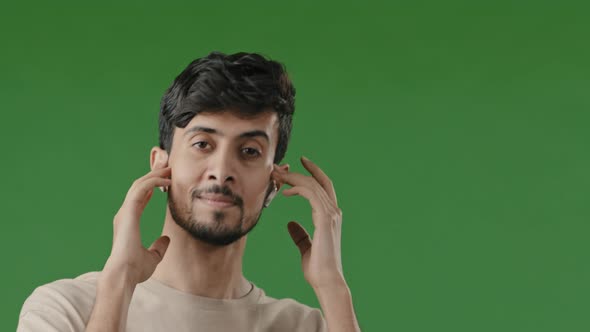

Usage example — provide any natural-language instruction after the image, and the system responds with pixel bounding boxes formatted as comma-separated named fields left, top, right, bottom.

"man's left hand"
left=272, top=156, right=346, bottom=290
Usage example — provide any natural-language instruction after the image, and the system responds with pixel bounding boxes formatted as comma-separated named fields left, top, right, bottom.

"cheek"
left=171, top=164, right=203, bottom=191
left=243, top=174, right=271, bottom=205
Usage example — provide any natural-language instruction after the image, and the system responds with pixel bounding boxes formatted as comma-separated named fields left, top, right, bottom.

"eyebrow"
left=183, top=126, right=269, bottom=143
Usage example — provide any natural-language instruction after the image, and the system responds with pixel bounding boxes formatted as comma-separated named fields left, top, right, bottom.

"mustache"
left=192, top=184, right=243, bottom=206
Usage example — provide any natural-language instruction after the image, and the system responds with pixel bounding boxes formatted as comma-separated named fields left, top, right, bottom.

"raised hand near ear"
left=103, top=167, right=173, bottom=285
left=86, top=166, right=173, bottom=332
left=273, top=157, right=345, bottom=290
left=274, top=157, right=361, bottom=331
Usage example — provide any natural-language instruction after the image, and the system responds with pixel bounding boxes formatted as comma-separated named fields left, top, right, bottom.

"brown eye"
left=193, top=141, right=210, bottom=149
left=242, top=147, right=261, bottom=157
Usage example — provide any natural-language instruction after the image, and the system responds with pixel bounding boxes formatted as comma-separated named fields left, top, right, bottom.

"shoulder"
left=258, top=292, right=326, bottom=332
left=17, top=272, right=101, bottom=331
left=21, top=271, right=100, bottom=311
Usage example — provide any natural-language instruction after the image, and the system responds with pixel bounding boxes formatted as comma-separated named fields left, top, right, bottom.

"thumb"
left=148, top=235, right=170, bottom=263
left=287, top=221, right=312, bottom=257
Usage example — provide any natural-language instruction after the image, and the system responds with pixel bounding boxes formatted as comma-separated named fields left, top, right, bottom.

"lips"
left=198, top=194, right=235, bottom=204
left=199, top=194, right=234, bottom=204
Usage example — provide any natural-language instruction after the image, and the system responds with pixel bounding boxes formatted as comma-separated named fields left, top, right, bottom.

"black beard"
left=166, top=181, right=275, bottom=246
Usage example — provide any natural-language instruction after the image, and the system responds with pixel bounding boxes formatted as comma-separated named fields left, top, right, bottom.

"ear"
left=273, top=163, right=290, bottom=192
left=264, top=184, right=278, bottom=208
left=150, top=146, right=169, bottom=171
left=266, top=163, right=290, bottom=208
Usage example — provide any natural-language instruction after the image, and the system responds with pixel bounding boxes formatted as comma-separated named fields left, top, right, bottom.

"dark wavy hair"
left=158, top=51, right=296, bottom=164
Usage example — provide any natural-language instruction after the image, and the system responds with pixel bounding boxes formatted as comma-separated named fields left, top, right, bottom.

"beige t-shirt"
left=17, top=271, right=326, bottom=332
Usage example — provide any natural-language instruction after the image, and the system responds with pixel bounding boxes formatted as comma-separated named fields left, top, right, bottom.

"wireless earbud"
left=158, top=161, right=170, bottom=193
left=263, top=181, right=278, bottom=208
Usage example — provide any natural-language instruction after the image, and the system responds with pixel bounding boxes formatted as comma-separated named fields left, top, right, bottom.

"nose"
left=205, top=147, right=236, bottom=185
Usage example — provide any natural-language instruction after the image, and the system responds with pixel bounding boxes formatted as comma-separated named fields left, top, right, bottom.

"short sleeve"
left=16, top=281, right=93, bottom=332
left=301, top=308, right=327, bottom=332
left=17, top=308, right=76, bottom=332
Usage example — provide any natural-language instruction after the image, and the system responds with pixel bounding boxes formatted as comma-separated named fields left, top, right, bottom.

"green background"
left=2, top=1, right=589, bottom=331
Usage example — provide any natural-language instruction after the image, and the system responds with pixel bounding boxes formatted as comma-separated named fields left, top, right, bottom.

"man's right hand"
left=85, top=167, right=172, bottom=332
left=102, top=166, right=172, bottom=286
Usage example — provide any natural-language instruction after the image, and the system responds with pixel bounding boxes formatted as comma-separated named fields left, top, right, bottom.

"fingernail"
left=301, top=156, right=309, bottom=162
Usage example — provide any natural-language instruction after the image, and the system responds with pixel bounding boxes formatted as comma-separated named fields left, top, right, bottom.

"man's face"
left=165, top=110, right=279, bottom=246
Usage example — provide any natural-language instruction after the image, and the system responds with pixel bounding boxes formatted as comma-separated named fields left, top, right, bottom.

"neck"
left=151, top=208, right=252, bottom=299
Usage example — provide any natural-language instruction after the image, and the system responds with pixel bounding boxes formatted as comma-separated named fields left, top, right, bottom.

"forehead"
left=176, top=110, right=279, bottom=141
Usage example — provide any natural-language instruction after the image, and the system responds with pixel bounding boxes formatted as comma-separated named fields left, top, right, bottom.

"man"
left=17, top=51, right=360, bottom=331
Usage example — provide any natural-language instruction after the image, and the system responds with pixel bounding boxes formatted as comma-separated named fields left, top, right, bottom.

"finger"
left=117, top=176, right=172, bottom=225
left=273, top=170, right=325, bottom=201
left=274, top=163, right=336, bottom=206
left=126, top=176, right=172, bottom=204
left=136, top=167, right=172, bottom=184
left=273, top=169, right=311, bottom=186
left=287, top=221, right=312, bottom=257
left=282, top=185, right=324, bottom=213
left=300, top=157, right=337, bottom=204
left=148, top=235, right=171, bottom=263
